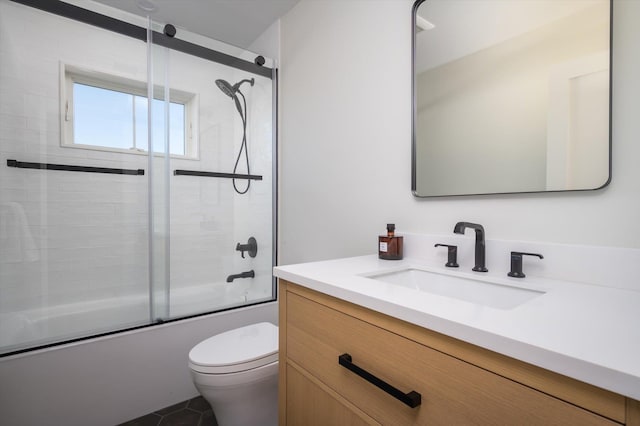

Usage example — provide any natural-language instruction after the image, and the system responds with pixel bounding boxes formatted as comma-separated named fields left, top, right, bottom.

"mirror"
left=412, top=0, right=611, bottom=197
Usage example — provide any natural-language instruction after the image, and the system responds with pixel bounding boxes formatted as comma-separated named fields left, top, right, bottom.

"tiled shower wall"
left=0, top=1, right=273, bottom=316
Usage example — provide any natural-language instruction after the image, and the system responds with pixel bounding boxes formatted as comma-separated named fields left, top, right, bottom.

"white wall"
left=249, top=20, right=281, bottom=65
left=279, top=0, right=640, bottom=265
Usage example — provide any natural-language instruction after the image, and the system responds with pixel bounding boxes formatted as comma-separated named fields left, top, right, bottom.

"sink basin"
left=366, top=268, right=545, bottom=309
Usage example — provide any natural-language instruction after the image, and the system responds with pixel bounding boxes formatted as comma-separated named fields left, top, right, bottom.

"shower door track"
left=8, top=0, right=274, bottom=80
left=1, top=298, right=276, bottom=359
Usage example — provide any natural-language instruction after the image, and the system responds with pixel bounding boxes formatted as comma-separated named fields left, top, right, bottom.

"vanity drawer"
left=286, top=291, right=618, bottom=426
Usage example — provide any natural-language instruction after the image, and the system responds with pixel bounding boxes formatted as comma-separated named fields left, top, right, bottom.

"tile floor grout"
left=118, top=395, right=217, bottom=426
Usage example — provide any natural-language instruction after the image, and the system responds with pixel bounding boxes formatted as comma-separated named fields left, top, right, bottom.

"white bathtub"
left=0, top=282, right=272, bottom=354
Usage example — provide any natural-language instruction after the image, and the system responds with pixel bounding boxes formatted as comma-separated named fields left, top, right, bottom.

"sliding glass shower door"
left=155, top=34, right=275, bottom=321
left=0, top=0, right=276, bottom=356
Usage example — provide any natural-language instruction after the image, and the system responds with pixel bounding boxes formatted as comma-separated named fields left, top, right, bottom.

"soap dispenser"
left=379, top=224, right=403, bottom=260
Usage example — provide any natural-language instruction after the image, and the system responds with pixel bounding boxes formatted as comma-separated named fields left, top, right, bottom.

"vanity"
left=274, top=234, right=640, bottom=425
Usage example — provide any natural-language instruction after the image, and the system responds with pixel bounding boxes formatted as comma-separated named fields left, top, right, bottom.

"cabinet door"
left=286, top=362, right=379, bottom=426
left=286, top=291, right=618, bottom=426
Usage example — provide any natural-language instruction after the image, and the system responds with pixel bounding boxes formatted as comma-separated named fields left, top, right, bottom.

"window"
left=61, top=65, right=198, bottom=158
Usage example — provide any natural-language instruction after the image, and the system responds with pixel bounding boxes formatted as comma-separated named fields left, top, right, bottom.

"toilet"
left=188, top=322, right=278, bottom=426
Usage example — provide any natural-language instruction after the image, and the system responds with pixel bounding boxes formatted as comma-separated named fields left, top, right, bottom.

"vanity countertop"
left=274, top=255, right=640, bottom=400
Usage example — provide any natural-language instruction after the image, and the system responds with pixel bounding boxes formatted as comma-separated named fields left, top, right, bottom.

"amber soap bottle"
left=378, top=224, right=403, bottom=260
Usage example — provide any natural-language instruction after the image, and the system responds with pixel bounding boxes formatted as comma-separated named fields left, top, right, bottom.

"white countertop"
left=274, top=255, right=640, bottom=400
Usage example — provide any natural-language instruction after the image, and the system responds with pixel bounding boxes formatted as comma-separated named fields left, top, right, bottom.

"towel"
left=0, top=202, right=39, bottom=263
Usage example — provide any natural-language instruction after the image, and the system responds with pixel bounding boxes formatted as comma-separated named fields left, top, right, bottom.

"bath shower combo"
left=1, top=0, right=276, bottom=360
left=1, top=1, right=277, bottom=424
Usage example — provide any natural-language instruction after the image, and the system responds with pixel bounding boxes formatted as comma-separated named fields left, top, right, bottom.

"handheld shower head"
left=215, top=79, right=243, bottom=116
left=215, top=78, right=255, bottom=98
left=215, top=79, right=236, bottom=98
left=214, top=77, right=256, bottom=195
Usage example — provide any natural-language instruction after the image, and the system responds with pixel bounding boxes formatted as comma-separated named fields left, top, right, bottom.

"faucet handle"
left=435, top=244, right=459, bottom=268
left=508, top=251, right=543, bottom=278
left=235, top=237, right=258, bottom=259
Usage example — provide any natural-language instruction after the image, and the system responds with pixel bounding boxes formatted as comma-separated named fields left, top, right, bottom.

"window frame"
left=60, top=63, right=199, bottom=159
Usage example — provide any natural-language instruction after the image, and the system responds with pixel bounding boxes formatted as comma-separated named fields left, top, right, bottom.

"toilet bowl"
left=188, top=322, right=278, bottom=426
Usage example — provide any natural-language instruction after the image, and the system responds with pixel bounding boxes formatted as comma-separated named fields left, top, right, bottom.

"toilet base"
left=191, top=361, right=278, bottom=426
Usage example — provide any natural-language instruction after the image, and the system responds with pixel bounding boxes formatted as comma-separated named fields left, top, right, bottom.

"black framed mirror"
left=412, top=0, right=612, bottom=197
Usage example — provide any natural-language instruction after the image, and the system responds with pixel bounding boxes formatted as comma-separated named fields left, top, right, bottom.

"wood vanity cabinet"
left=279, top=280, right=640, bottom=426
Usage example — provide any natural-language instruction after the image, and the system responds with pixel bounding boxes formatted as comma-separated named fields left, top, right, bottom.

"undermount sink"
left=366, top=268, right=545, bottom=309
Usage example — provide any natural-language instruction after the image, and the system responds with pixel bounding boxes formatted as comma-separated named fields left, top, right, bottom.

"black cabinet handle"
left=338, top=353, right=422, bottom=408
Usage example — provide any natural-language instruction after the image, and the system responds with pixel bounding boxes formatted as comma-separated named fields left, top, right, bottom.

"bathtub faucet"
left=226, top=270, right=255, bottom=283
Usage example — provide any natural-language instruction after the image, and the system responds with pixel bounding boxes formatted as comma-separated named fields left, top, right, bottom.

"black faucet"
left=226, top=270, right=255, bottom=283
left=453, top=222, right=488, bottom=272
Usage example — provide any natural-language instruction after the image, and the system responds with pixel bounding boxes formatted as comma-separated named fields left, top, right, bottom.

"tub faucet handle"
left=235, top=237, right=257, bottom=258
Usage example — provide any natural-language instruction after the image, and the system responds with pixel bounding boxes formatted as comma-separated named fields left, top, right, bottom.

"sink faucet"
left=453, top=222, right=488, bottom=272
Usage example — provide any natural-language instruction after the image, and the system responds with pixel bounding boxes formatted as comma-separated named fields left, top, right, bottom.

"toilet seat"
left=189, top=322, right=278, bottom=374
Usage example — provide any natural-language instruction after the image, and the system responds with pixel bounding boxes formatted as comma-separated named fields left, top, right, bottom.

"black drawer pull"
left=338, top=353, right=422, bottom=408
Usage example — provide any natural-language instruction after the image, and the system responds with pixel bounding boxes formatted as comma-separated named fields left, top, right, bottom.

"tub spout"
left=226, top=270, right=255, bottom=283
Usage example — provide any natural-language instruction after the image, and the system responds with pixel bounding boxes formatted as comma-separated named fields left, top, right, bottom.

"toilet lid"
left=189, top=322, right=278, bottom=374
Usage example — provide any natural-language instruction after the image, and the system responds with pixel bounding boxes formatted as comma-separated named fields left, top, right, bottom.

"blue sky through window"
left=73, top=83, right=186, bottom=155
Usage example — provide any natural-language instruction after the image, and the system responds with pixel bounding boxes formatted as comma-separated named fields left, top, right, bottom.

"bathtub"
left=0, top=281, right=272, bottom=355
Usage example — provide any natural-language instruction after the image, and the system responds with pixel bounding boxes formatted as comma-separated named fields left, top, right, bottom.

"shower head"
left=215, top=78, right=255, bottom=117
left=215, top=79, right=236, bottom=98
left=215, top=78, right=255, bottom=98
left=215, top=79, right=242, bottom=116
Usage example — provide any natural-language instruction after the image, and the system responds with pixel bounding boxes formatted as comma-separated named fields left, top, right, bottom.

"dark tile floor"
left=119, top=396, right=217, bottom=426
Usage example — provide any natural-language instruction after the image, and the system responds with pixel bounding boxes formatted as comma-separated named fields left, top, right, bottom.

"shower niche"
left=0, top=0, right=276, bottom=356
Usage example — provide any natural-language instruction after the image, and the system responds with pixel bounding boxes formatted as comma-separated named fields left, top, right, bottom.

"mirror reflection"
left=413, top=0, right=611, bottom=197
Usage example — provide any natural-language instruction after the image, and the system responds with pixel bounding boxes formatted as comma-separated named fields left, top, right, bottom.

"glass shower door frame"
left=1, top=0, right=278, bottom=357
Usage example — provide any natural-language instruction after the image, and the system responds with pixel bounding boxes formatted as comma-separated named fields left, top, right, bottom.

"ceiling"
left=93, top=0, right=300, bottom=49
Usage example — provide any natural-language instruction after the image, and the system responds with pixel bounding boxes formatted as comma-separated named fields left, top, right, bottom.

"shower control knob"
left=236, top=237, right=257, bottom=258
